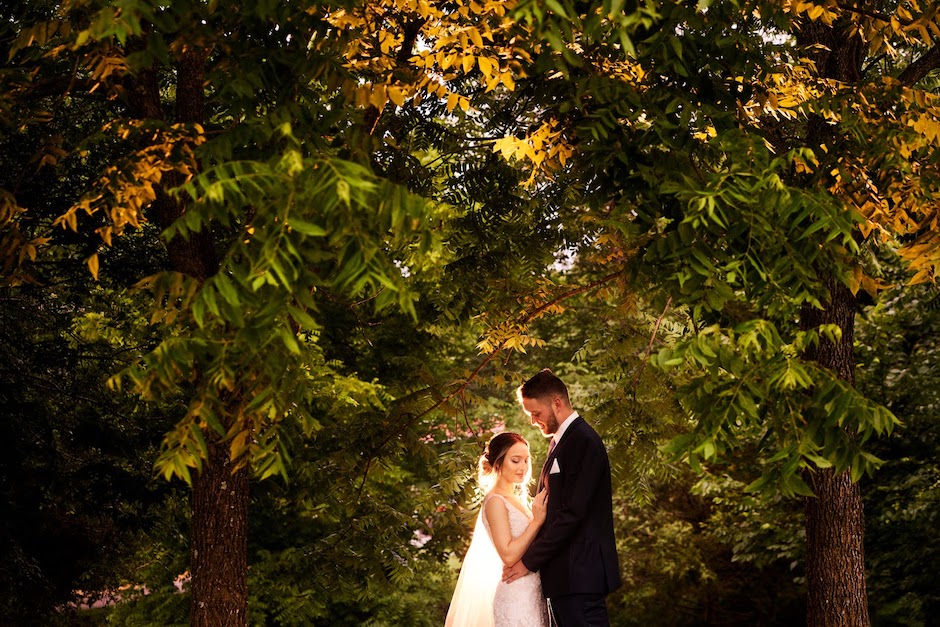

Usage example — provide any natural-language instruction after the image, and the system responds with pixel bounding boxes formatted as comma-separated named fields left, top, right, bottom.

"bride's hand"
left=531, top=488, right=548, bottom=525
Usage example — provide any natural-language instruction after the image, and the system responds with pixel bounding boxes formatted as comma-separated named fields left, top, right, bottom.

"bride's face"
left=498, top=441, right=531, bottom=484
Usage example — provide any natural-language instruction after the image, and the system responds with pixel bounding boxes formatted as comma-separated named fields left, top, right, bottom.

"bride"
left=445, top=432, right=550, bottom=626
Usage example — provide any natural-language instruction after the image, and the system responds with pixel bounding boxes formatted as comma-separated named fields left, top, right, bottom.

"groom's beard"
left=545, top=407, right=559, bottom=434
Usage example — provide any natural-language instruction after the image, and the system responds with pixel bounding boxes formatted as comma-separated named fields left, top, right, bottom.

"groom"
left=503, top=369, right=621, bottom=626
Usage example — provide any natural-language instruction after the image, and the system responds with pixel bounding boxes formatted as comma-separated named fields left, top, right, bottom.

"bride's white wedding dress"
left=445, top=493, right=549, bottom=627
left=483, top=494, right=549, bottom=626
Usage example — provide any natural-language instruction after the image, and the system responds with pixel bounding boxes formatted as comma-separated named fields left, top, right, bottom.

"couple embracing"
left=446, top=369, right=621, bottom=627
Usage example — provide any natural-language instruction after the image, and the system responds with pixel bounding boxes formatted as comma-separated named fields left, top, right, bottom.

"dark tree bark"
left=190, top=433, right=250, bottom=626
left=800, top=277, right=869, bottom=627
left=795, top=16, right=871, bottom=627
left=125, top=44, right=250, bottom=626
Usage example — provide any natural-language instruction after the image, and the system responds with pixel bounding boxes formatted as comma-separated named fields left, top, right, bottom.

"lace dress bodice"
left=482, top=494, right=549, bottom=627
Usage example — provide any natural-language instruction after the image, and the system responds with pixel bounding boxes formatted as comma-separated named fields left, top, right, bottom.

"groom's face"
left=522, top=396, right=559, bottom=436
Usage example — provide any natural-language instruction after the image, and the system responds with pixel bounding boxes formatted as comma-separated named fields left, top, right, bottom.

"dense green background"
left=2, top=0, right=939, bottom=625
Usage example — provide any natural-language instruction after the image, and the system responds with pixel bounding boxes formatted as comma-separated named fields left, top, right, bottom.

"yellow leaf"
left=387, top=86, right=406, bottom=107
left=87, top=253, right=99, bottom=280
left=369, top=84, right=388, bottom=110
left=860, top=275, right=891, bottom=298
left=462, top=54, right=475, bottom=74
left=909, top=268, right=932, bottom=284
left=65, top=209, right=78, bottom=231
left=230, top=430, right=249, bottom=461
left=469, top=27, right=484, bottom=48
left=524, top=144, right=538, bottom=162
left=846, top=265, right=862, bottom=295
left=478, top=55, right=494, bottom=77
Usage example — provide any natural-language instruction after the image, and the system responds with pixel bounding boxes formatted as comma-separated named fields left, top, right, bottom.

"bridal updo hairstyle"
left=478, top=432, right=531, bottom=499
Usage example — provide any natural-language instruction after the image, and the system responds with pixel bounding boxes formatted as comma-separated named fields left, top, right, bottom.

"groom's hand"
left=502, top=560, right=531, bottom=584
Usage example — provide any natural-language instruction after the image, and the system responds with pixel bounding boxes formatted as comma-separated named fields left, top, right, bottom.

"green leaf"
left=214, top=273, right=240, bottom=306
left=545, top=0, right=570, bottom=19
left=785, top=474, right=815, bottom=497
left=804, top=453, right=833, bottom=469
left=287, top=305, right=320, bottom=330
left=289, top=218, right=327, bottom=236
left=278, top=327, right=301, bottom=354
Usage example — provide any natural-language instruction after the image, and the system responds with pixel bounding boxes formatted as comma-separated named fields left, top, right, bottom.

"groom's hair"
left=517, top=368, right=570, bottom=405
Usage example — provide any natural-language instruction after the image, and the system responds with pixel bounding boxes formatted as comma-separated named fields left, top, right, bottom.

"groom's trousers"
left=548, top=594, right=609, bottom=627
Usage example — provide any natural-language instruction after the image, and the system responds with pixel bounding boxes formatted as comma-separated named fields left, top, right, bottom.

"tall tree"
left=424, top=0, right=940, bottom=624
left=2, top=0, right=445, bottom=622
left=303, top=3, right=940, bottom=623
left=6, top=0, right=940, bottom=623
left=3, top=0, right=586, bottom=620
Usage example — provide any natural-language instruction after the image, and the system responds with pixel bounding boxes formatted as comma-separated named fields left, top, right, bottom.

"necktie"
left=540, top=439, right=557, bottom=491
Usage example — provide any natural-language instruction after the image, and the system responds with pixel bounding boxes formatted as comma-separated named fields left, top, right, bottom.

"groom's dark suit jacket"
left=521, top=415, right=621, bottom=598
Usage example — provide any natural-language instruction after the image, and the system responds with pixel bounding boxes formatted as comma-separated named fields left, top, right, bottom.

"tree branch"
left=835, top=2, right=912, bottom=26
left=897, top=43, right=940, bottom=87
left=354, top=270, right=623, bottom=502
left=632, top=296, right=672, bottom=400
left=17, top=75, right=97, bottom=101
left=423, top=270, right=624, bottom=417
left=412, top=270, right=624, bottom=425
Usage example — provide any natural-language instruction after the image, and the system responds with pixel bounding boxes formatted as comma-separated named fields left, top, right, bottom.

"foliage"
left=1, top=0, right=554, bottom=619
left=317, top=0, right=940, bottom=497
left=608, top=473, right=805, bottom=626
left=0, top=277, right=175, bottom=622
left=0, top=25, right=174, bottom=616
left=455, top=0, right=940, bottom=493
left=463, top=3, right=940, bottom=621
left=856, top=257, right=940, bottom=624
left=4, top=0, right=940, bottom=623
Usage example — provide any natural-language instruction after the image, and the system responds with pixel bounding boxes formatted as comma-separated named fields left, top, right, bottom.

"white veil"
left=445, top=501, right=501, bottom=627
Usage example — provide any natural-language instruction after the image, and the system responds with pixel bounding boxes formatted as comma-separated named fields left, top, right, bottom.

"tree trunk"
left=190, top=436, right=250, bottom=626
left=125, top=42, right=250, bottom=625
left=794, top=12, right=871, bottom=625
left=803, top=466, right=869, bottom=626
left=800, top=276, right=870, bottom=626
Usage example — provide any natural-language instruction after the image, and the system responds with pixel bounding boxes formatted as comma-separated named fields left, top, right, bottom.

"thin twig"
left=832, top=2, right=913, bottom=26
left=354, top=270, right=623, bottom=502
left=521, top=270, right=622, bottom=325
left=632, top=296, right=672, bottom=399
left=460, top=391, right=474, bottom=435
left=421, top=270, right=623, bottom=416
